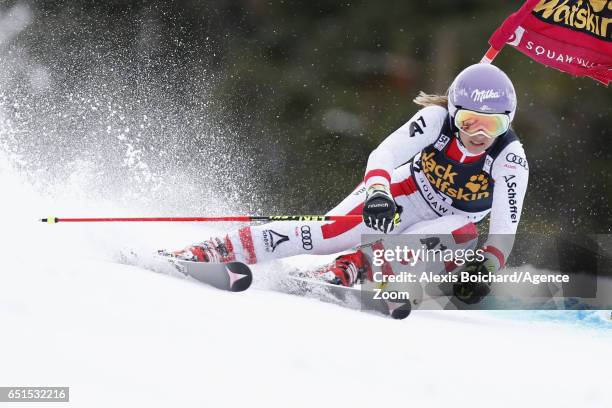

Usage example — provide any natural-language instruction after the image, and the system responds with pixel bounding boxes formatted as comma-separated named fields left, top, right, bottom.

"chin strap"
left=455, top=130, right=464, bottom=145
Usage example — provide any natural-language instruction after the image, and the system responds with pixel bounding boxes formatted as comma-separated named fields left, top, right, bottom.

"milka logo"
left=471, top=89, right=500, bottom=103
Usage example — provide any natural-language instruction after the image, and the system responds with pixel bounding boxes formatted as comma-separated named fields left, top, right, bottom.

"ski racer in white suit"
left=173, top=63, right=529, bottom=304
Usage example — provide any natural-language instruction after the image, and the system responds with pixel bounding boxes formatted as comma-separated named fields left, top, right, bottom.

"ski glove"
left=363, top=184, right=401, bottom=233
left=453, top=257, right=496, bottom=305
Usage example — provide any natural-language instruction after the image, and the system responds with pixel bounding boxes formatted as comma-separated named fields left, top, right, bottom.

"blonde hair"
left=413, top=91, right=448, bottom=108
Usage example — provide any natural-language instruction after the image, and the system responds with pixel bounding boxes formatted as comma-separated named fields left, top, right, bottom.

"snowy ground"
left=1, top=157, right=611, bottom=408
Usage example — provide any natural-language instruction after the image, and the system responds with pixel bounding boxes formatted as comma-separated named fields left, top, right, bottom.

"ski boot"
left=165, top=237, right=235, bottom=263
left=320, top=250, right=371, bottom=287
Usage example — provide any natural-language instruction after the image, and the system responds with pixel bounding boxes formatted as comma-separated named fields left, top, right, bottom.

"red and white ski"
left=157, top=253, right=253, bottom=292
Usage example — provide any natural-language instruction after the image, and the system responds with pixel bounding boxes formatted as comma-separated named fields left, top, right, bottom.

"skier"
left=172, top=63, right=529, bottom=304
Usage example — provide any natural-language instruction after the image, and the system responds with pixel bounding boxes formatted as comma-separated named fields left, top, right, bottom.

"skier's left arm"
left=481, top=141, right=529, bottom=271
left=453, top=142, right=529, bottom=304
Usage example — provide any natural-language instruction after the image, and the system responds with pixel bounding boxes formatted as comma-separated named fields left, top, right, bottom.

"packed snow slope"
left=1, top=155, right=611, bottom=408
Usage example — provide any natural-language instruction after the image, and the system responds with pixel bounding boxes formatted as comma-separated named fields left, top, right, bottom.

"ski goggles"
left=454, top=109, right=510, bottom=139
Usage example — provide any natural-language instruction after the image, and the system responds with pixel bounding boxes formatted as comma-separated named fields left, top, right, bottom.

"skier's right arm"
left=362, top=106, right=446, bottom=232
left=363, top=105, right=447, bottom=190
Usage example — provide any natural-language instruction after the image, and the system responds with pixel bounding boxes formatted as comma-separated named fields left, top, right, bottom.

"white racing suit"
left=210, top=105, right=529, bottom=271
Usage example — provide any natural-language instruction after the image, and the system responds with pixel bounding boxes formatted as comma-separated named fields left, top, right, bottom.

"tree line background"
left=2, top=0, right=611, bottom=236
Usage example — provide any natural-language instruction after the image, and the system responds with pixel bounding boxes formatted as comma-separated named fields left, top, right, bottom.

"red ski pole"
left=40, top=215, right=363, bottom=224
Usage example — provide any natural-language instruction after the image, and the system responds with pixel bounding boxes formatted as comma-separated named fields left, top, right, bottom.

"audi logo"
left=505, top=153, right=528, bottom=169
left=300, top=225, right=313, bottom=250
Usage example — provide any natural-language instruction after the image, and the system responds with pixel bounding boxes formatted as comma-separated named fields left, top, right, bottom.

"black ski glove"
left=453, top=258, right=496, bottom=305
left=362, top=184, right=401, bottom=233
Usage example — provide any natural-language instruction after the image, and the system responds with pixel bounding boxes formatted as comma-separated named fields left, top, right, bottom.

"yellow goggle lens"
left=454, top=110, right=510, bottom=138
